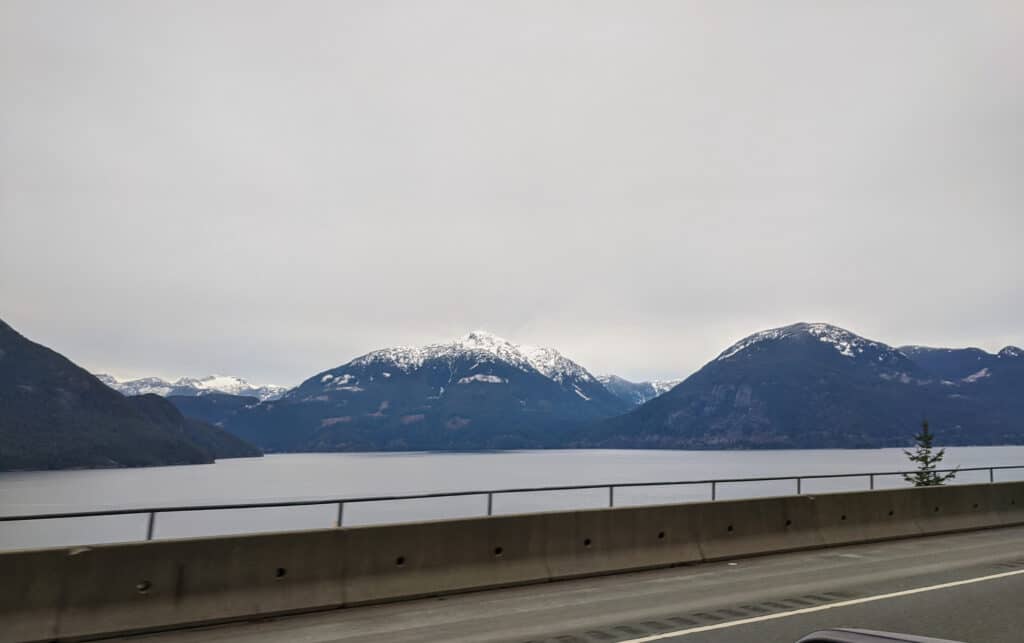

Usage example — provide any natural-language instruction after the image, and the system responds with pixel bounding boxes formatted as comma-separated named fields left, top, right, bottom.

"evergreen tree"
left=903, top=420, right=956, bottom=486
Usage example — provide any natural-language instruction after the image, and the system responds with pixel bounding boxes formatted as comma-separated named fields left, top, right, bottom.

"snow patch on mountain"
left=458, top=374, right=507, bottom=384
left=650, top=379, right=682, bottom=395
left=519, top=345, right=596, bottom=384
left=963, top=367, right=991, bottom=383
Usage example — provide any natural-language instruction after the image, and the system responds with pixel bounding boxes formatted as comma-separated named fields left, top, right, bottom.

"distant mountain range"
left=221, top=331, right=631, bottom=451
left=96, top=374, right=285, bottom=401
left=597, top=375, right=682, bottom=406
left=0, top=318, right=261, bottom=471
left=578, top=322, right=1024, bottom=449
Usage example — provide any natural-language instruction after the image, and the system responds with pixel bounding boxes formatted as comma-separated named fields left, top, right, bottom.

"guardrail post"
left=711, top=481, right=717, bottom=501
left=869, top=474, right=875, bottom=490
left=145, top=512, right=156, bottom=541
left=796, top=478, right=802, bottom=495
left=336, top=502, right=344, bottom=527
left=990, top=468, right=995, bottom=484
left=608, top=486, right=615, bottom=508
left=486, top=493, right=493, bottom=516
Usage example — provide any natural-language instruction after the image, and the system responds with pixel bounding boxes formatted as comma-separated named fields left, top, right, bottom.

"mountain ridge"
left=577, top=322, right=1024, bottom=449
left=597, top=375, right=683, bottom=407
left=97, top=373, right=286, bottom=401
left=0, top=318, right=262, bottom=471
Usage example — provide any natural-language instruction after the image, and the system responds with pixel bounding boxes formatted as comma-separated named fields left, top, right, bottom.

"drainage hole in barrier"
left=583, top=538, right=593, bottom=548
left=494, top=546, right=504, bottom=557
left=395, top=556, right=406, bottom=567
left=275, top=567, right=287, bottom=579
left=785, top=519, right=792, bottom=528
left=888, top=510, right=895, bottom=517
left=840, top=515, right=847, bottom=521
left=657, top=531, right=666, bottom=540
left=973, top=503, right=980, bottom=510
left=727, top=525, right=734, bottom=533
left=136, top=581, right=151, bottom=594
left=934, top=506, right=940, bottom=513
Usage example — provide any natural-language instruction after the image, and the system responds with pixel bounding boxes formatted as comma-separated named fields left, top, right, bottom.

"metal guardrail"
left=2, top=465, right=1022, bottom=541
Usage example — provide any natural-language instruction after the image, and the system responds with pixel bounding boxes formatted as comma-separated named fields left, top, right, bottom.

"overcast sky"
left=1, top=1, right=1022, bottom=387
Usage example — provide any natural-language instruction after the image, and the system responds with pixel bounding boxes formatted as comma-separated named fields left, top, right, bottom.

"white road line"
left=619, top=568, right=1024, bottom=642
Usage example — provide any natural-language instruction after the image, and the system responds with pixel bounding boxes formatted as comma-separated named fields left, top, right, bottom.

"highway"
left=111, top=525, right=1024, bottom=643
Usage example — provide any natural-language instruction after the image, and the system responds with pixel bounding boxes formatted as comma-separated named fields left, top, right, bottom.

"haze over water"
left=3, top=447, right=1024, bottom=551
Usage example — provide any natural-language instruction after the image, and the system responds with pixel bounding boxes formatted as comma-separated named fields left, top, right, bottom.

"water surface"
left=3, top=447, right=1022, bottom=550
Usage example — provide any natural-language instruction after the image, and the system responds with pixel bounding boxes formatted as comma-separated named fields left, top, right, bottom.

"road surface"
left=115, top=525, right=1024, bottom=643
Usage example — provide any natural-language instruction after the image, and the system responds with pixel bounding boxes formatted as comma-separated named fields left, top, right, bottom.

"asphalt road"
left=116, top=525, right=1024, bottom=643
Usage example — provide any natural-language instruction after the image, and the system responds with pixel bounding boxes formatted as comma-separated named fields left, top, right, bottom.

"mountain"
left=166, top=393, right=260, bottom=426
left=597, top=375, right=683, bottom=407
left=898, top=345, right=1023, bottom=382
left=578, top=322, right=1024, bottom=449
left=897, top=344, right=1024, bottom=426
left=0, top=318, right=261, bottom=471
left=127, top=394, right=262, bottom=460
left=223, top=331, right=629, bottom=451
left=96, top=373, right=286, bottom=401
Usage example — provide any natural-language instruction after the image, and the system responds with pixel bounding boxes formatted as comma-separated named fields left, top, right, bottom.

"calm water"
left=3, top=447, right=1024, bottom=550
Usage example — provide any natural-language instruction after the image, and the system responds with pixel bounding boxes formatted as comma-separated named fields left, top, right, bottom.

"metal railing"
left=2, top=465, right=1022, bottom=542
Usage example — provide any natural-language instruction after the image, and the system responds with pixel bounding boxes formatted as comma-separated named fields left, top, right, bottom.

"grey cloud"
left=1, top=0, right=1021, bottom=386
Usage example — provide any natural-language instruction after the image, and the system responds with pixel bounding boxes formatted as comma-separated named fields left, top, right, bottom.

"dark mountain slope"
left=167, top=393, right=259, bottom=427
left=899, top=346, right=1003, bottom=381
left=0, top=318, right=260, bottom=471
left=129, top=394, right=261, bottom=459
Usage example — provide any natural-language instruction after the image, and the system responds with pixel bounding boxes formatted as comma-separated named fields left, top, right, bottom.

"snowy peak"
left=98, top=374, right=287, bottom=401
left=347, top=331, right=597, bottom=385
left=597, top=375, right=683, bottom=407
left=999, top=346, right=1023, bottom=359
left=175, top=375, right=286, bottom=399
left=717, top=322, right=896, bottom=362
left=95, top=374, right=175, bottom=396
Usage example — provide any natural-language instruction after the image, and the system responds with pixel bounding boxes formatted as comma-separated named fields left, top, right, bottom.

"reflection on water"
left=2, top=447, right=1023, bottom=550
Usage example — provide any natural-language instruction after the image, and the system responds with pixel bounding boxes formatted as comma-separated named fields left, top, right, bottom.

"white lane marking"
left=619, top=568, right=1024, bottom=642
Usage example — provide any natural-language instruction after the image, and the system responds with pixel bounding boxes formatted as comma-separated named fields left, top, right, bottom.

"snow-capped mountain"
left=597, top=375, right=682, bottom=407
left=581, top=322, right=1024, bottom=449
left=96, top=374, right=287, bottom=401
left=224, top=331, right=629, bottom=452
left=332, top=331, right=610, bottom=401
left=716, top=322, right=910, bottom=367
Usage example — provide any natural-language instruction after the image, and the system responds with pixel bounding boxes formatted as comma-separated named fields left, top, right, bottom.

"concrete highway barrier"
left=3, top=481, right=1023, bottom=642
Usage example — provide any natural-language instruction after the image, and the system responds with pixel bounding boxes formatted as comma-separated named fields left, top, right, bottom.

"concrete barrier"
left=59, top=529, right=346, bottom=637
left=915, top=483, right=1002, bottom=534
left=696, top=494, right=822, bottom=560
left=0, top=548, right=65, bottom=643
left=4, top=481, right=1024, bottom=643
left=343, top=513, right=549, bottom=604
left=813, top=488, right=923, bottom=546
left=544, top=503, right=702, bottom=579
left=991, top=482, right=1024, bottom=525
